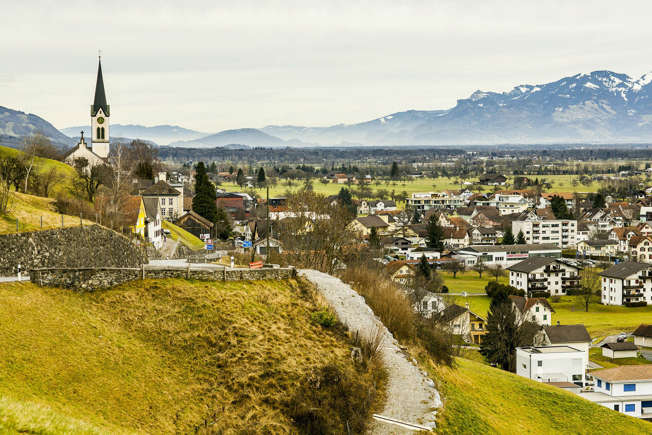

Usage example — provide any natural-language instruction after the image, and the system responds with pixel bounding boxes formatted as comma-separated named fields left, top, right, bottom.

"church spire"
left=91, top=57, right=109, bottom=116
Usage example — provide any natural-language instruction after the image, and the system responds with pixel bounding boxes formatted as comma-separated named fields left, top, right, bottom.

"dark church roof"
left=91, top=58, right=110, bottom=116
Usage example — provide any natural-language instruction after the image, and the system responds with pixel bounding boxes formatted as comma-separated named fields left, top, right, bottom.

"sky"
left=2, top=1, right=652, bottom=133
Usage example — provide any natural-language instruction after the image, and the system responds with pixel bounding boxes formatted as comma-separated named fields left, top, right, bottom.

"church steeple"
left=90, top=54, right=110, bottom=159
left=91, top=57, right=109, bottom=117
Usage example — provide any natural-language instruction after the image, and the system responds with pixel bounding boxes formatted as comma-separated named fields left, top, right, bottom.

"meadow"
left=439, top=270, right=508, bottom=293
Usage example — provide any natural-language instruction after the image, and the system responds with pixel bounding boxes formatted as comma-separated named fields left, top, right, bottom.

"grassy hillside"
left=427, top=357, right=652, bottom=434
left=0, top=278, right=383, bottom=433
left=0, top=191, right=94, bottom=234
left=0, top=145, right=77, bottom=197
left=440, top=271, right=508, bottom=294
left=162, top=220, right=204, bottom=250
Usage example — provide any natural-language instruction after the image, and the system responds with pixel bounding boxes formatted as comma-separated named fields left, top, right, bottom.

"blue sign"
left=242, top=241, right=252, bottom=248
left=205, top=244, right=214, bottom=250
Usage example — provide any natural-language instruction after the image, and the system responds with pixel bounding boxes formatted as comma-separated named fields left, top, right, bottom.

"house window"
left=169, top=198, right=173, bottom=205
left=537, top=360, right=542, bottom=367
left=597, top=379, right=602, bottom=388
left=614, top=404, right=619, bottom=412
left=625, top=404, right=635, bottom=413
left=606, top=382, right=611, bottom=391
left=624, top=384, right=636, bottom=392
left=168, top=208, right=173, bottom=216
left=543, top=314, right=547, bottom=321
left=535, top=306, right=539, bottom=312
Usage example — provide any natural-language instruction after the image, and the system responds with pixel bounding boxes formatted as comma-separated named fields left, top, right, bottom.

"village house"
left=442, top=227, right=470, bottom=249
left=380, top=236, right=412, bottom=254
left=468, top=227, right=499, bottom=245
left=509, top=295, right=554, bottom=326
left=610, top=226, right=642, bottom=253
left=348, top=215, right=391, bottom=237
left=406, top=248, right=441, bottom=261
left=600, top=261, right=652, bottom=306
left=539, top=192, right=576, bottom=210
left=435, top=304, right=487, bottom=344
left=507, top=257, right=581, bottom=297
left=216, top=192, right=253, bottom=219
left=474, top=192, right=530, bottom=215
left=142, top=197, right=163, bottom=249
left=454, top=243, right=561, bottom=268
left=629, top=235, right=652, bottom=263
left=478, top=174, right=507, bottom=185
left=632, top=325, right=652, bottom=347
left=406, top=190, right=471, bottom=212
left=601, top=342, right=639, bottom=359
left=176, top=210, right=214, bottom=238
left=533, top=324, right=591, bottom=365
left=516, top=346, right=587, bottom=386
left=576, top=239, right=618, bottom=258
left=416, top=293, right=445, bottom=319
left=512, top=213, right=578, bottom=249
left=357, top=199, right=397, bottom=215
left=584, top=365, right=652, bottom=418
left=385, top=261, right=416, bottom=285
left=141, top=180, right=184, bottom=219
left=124, top=196, right=146, bottom=240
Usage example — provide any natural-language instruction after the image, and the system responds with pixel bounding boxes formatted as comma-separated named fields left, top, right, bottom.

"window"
left=169, top=198, right=173, bottom=205
left=625, top=404, right=635, bottom=413
left=614, top=404, right=619, bottom=412
left=535, top=306, right=539, bottom=312
left=543, top=314, right=547, bottom=321
left=624, top=384, right=636, bottom=392
left=168, top=208, right=173, bottom=216
left=96, top=126, right=101, bottom=138
left=100, top=127, right=105, bottom=139
left=160, top=198, right=165, bottom=205
left=597, top=379, right=602, bottom=388
left=606, top=382, right=611, bottom=391
left=537, top=360, right=542, bottom=367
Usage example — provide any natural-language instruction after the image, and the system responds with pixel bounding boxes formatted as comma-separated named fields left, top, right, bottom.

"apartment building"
left=599, top=261, right=652, bottom=306
left=508, top=257, right=581, bottom=296
left=512, top=218, right=577, bottom=249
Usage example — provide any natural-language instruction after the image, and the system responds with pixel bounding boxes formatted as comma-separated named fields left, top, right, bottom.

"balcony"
left=639, top=273, right=652, bottom=280
left=623, top=284, right=642, bottom=290
left=562, top=275, right=579, bottom=281
left=529, top=283, right=548, bottom=290
left=529, top=277, right=547, bottom=283
left=624, top=290, right=644, bottom=298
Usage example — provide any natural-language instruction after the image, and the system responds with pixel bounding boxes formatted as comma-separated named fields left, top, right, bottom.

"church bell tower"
left=90, top=56, right=110, bottom=158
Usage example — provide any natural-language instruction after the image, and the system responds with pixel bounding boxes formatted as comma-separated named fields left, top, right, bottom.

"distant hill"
left=170, top=128, right=285, bottom=148
left=0, top=106, right=72, bottom=148
left=262, top=70, right=652, bottom=145
left=62, top=124, right=207, bottom=146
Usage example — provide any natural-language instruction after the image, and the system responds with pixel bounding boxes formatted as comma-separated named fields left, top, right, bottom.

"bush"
left=440, top=285, right=449, bottom=294
left=311, top=309, right=337, bottom=328
left=625, top=301, right=647, bottom=307
left=485, top=281, right=524, bottom=299
left=417, top=320, right=455, bottom=366
left=565, top=288, right=585, bottom=296
left=529, top=291, right=551, bottom=298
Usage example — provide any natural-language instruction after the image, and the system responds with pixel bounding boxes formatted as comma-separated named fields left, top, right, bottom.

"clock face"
left=97, top=117, right=104, bottom=124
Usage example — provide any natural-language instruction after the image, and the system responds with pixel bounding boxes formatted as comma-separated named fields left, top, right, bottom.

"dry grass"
left=0, top=278, right=385, bottom=433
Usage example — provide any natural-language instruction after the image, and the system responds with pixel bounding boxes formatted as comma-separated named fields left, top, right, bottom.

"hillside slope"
left=0, top=279, right=382, bottom=433
left=427, top=357, right=652, bottom=434
left=0, top=106, right=71, bottom=148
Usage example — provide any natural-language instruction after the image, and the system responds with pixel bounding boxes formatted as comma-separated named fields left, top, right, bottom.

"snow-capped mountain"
left=262, top=70, right=652, bottom=145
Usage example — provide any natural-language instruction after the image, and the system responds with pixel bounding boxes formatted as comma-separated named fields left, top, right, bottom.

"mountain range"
left=3, top=70, right=652, bottom=148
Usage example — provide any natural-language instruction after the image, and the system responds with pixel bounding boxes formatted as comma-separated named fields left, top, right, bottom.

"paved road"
left=300, top=269, right=440, bottom=433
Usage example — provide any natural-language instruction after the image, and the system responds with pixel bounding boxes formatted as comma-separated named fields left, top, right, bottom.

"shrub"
left=529, top=291, right=550, bottom=298
left=311, top=309, right=337, bottom=328
left=625, top=301, right=647, bottom=307
left=417, top=320, right=455, bottom=366
left=440, top=285, right=449, bottom=294
left=485, top=281, right=524, bottom=299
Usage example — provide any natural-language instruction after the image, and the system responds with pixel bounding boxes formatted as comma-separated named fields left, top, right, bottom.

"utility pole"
left=266, top=184, right=270, bottom=263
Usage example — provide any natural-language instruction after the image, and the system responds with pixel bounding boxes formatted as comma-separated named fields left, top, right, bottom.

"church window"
left=100, top=127, right=105, bottom=139
left=96, top=127, right=101, bottom=138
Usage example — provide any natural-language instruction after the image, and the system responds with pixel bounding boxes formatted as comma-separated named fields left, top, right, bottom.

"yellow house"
left=125, top=196, right=146, bottom=239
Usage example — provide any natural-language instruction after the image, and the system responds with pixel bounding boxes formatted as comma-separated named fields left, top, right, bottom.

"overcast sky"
left=2, top=1, right=652, bottom=133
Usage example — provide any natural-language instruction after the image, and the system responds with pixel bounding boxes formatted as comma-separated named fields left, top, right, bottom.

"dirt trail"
left=299, top=269, right=441, bottom=433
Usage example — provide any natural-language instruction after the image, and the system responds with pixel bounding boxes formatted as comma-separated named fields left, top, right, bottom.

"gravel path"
left=299, top=269, right=441, bottom=433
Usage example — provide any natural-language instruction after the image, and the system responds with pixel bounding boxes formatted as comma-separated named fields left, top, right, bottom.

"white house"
left=141, top=180, right=184, bottom=220
left=455, top=244, right=561, bottom=268
left=601, top=342, right=639, bottom=359
left=599, top=262, right=652, bottom=306
left=633, top=325, right=652, bottom=347
left=508, top=257, right=581, bottom=297
left=583, top=365, right=652, bottom=418
left=510, top=295, right=554, bottom=326
left=534, top=324, right=591, bottom=365
left=475, top=192, right=530, bottom=215
left=142, top=197, right=163, bottom=249
left=516, top=346, right=587, bottom=386
left=512, top=217, right=578, bottom=249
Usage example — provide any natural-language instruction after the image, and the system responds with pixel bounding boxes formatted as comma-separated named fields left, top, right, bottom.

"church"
left=64, top=57, right=111, bottom=167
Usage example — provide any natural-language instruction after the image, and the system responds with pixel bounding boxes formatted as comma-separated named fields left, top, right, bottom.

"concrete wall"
left=30, top=265, right=296, bottom=291
left=0, top=225, right=146, bottom=276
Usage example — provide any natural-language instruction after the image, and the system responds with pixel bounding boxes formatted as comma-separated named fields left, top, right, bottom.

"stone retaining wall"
left=0, top=225, right=146, bottom=276
left=30, top=266, right=296, bottom=291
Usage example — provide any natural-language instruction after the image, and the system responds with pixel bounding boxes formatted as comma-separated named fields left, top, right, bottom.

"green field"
left=0, top=278, right=375, bottom=433
left=427, top=357, right=652, bottom=434
left=440, top=271, right=508, bottom=294
left=452, top=294, right=652, bottom=337
left=218, top=174, right=602, bottom=200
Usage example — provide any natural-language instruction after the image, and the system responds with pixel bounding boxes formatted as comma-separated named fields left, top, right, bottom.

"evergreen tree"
left=425, top=214, right=444, bottom=250
left=502, top=228, right=515, bottom=245
left=591, top=192, right=606, bottom=209
left=228, top=165, right=234, bottom=174
left=236, top=168, right=245, bottom=187
left=390, top=161, right=400, bottom=179
left=369, top=226, right=380, bottom=249
left=412, top=208, right=421, bottom=224
left=257, top=167, right=266, bottom=187
left=516, top=230, right=526, bottom=244
left=550, top=195, right=572, bottom=219
left=192, top=162, right=218, bottom=223
left=214, top=206, right=232, bottom=240
left=418, top=254, right=431, bottom=280
left=337, top=187, right=356, bottom=216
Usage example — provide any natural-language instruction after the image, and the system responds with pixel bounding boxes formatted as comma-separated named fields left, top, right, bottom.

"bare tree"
left=37, top=167, right=63, bottom=197
left=489, top=264, right=505, bottom=282
left=0, top=172, right=10, bottom=214
left=472, top=257, right=487, bottom=278
left=21, top=134, right=52, bottom=193
left=580, top=266, right=600, bottom=312
left=443, top=260, right=465, bottom=278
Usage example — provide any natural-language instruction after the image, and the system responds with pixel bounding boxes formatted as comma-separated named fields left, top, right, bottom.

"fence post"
left=40, top=216, right=43, bottom=229
left=141, top=264, right=145, bottom=280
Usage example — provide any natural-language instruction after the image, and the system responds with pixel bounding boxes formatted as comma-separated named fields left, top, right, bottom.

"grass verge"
left=162, top=220, right=205, bottom=250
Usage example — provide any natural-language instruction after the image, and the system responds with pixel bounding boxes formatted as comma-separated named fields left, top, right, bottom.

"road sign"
left=249, top=261, right=263, bottom=269
left=200, top=233, right=210, bottom=240
left=205, top=244, right=214, bottom=250
left=242, top=241, right=252, bottom=248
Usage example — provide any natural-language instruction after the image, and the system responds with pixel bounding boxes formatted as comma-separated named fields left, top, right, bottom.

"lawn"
left=424, top=357, right=652, bottom=434
left=451, top=294, right=652, bottom=337
left=0, top=278, right=379, bottom=433
left=217, top=174, right=603, bottom=201
left=162, top=220, right=204, bottom=250
left=0, top=191, right=94, bottom=234
left=439, top=271, right=507, bottom=294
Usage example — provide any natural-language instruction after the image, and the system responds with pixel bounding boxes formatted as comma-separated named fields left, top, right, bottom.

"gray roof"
left=92, top=59, right=109, bottom=116
left=544, top=324, right=591, bottom=343
left=142, top=180, right=182, bottom=196
left=581, top=240, right=618, bottom=247
left=142, top=197, right=160, bottom=219
left=632, top=324, right=652, bottom=338
left=601, top=342, right=638, bottom=351
left=507, top=257, right=557, bottom=273
left=599, top=261, right=650, bottom=279
left=459, top=243, right=559, bottom=253
left=356, top=215, right=389, bottom=228
left=437, top=304, right=467, bottom=323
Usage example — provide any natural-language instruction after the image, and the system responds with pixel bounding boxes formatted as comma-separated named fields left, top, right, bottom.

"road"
left=0, top=276, right=30, bottom=283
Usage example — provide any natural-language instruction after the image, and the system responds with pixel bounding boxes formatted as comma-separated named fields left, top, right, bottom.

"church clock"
left=97, top=117, right=105, bottom=124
